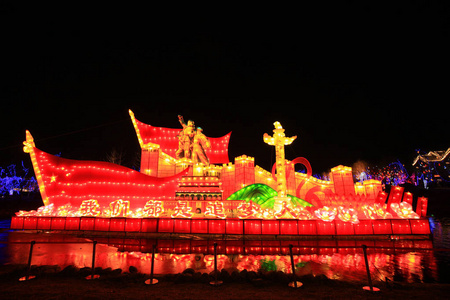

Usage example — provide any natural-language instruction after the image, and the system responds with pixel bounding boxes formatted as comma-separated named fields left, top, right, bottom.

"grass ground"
left=0, top=265, right=449, bottom=300
left=1, top=274, right=450, bottom=299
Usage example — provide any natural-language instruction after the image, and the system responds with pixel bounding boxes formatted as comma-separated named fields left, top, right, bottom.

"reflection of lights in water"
left=429, top=217, right=436, bottom=232
left=4, top=232, right=439, bottom=283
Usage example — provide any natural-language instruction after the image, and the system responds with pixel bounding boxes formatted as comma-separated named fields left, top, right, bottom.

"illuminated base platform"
left=11, top=216, right=431, bottom=236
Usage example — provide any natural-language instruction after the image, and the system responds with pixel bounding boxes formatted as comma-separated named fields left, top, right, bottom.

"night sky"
left=1, top=3, right=449, bottom=175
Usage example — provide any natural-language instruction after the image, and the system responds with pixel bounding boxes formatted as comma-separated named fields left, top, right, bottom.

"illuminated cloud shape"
left=227, top=183, right=312, bottom=209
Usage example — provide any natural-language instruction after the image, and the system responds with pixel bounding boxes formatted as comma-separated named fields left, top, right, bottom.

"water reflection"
left=430, top=218, right=450, bottom=283
left=3, top=230, right=440, bottom=283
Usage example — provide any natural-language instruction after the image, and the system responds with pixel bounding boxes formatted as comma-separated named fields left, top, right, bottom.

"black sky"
left=1, top=2, right=449, bottom=175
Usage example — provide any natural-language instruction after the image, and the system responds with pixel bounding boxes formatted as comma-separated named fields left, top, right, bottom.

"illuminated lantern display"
left=314, top=206, right=337, bottom=222
left=416, top=197, right=428, bottom=217
left=387, top=186, right=404, bottom=214
left=263, top=121, right=297, bottom=198
left=362, top=204, right=377, bottom=220
left=391, top=202, right=420, bottom=219
left=403, top=192, right=413, bottom=206
left=337, top=206, right=359, bottom=224
left=10, top=114, right=431, bottom=236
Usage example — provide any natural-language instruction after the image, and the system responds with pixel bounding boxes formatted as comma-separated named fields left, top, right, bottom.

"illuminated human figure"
left=175, top=115, right=195, bottom=159
left=263, top=122, right=297, bottom=198
left=192, top=127, right=211, bottom=165
left=359, top=171, right=367, bottom=183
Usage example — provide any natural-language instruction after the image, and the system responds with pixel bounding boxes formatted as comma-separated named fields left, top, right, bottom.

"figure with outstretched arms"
left=175, top=115, right=195, bottom=159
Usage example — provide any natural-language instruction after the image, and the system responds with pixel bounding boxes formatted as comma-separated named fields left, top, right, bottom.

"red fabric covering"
left=134, top=119, right=231, bottom=164
left=33, top=147, right=188, bottom=210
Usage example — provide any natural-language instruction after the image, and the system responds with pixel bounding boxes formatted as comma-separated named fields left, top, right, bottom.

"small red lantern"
left=391, top=219, right=412, bottom=234
left=36, top=217, right=52, bottom=230
left=94, top=218, right=111, bottom=231
left=416, top=197, right=428, bottom=217
left=225, top=219, right=243, bottom=235
left=10, top=217, right=24, bottom=230
left=209, top=219, right=226, bottom=234
left=174, top=219, right=191, bottom=233
left=158, top=218, right=174, bottom=233
left=244, top=220, right=262, bottom=235
left=80, top=217, right=95, bottom=230
left=51, top=217, right=66, bottom=230
left=298, top=220, right=317, bottom=235
left=125, top=218, right=142, bottom=232
left=335, top=220, right=355, bottom=235
left=372, top=220, right=393, bottom=235
left=23, top=216, right=38, bottom=230
left=279, top=220, right=298, bottom=235
left=316, top=220, right=336, bottom=235
left=141, top=218, right=158, bottom=233
left=261, top=220, right=280, bottom=235
left=65, top=217, right=80, bottom=230
left=354, top=220, right=374, bottom=235
left=191, top=219, right=208, bottom=233
left=110, top=218, right=126, bottom=232
left=410, top=219, right=431, bottom=234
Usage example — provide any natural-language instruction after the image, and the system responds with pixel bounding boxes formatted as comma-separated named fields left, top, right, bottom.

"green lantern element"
left=226, top=183, right=313, bottom=209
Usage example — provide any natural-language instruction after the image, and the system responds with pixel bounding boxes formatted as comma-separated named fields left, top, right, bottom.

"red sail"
left=32, top=147, right=187, bottom=210
left=133, top=118, right=231, bottom=164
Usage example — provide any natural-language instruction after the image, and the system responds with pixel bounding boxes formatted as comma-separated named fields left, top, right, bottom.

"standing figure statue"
left=175, top=115, right=195, bottom=159
left=192, top=127, right=211, bottom=165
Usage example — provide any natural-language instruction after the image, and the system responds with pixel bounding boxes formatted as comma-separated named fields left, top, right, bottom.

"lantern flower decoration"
left=391, top=202, right=420, bottom=219
left=56, top=203, right=74, bottom=217
left=36, top=203, right=55, bottom=216
left=260, top=208, right=276, bottom=219
left=362, top=203, right=392, bottom=219
left=17, top=204, right=54, bottom=217
left=314, top=206, right=337, bottom=222
left=297, top=206, right=314, bottom=220
left=374, top=203, right=393, bottom=219
left=337, top=206, right=359, bottom=224
left=362, top=204, right=377, bottom=220
left=16, top=210, right=36, bottom=217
